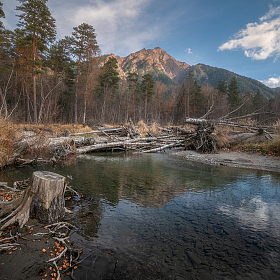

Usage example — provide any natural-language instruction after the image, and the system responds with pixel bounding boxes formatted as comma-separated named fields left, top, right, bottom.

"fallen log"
left=141, top=140, right=185, bottom=153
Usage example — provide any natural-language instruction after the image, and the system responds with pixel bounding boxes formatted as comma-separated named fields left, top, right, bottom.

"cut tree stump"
left=0, top=171, right=66, bottom=230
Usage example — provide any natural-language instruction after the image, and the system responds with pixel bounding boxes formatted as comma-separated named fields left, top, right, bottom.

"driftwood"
left=5, top=117, right=277, bottom=165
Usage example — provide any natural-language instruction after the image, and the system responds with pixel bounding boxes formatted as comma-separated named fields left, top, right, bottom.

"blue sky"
left=2, top=0, right=280, bottom=88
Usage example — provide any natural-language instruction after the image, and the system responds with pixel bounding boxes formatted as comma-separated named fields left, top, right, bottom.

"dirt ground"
left=0, top=219, right=79, bottom=280
left=170, top=149, right=280, bottom=173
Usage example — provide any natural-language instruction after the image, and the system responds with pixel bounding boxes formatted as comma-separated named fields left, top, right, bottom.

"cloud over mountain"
left=261, top=76, right=280, bottom=88
left=218, top=5, right=280, bottom=60
left=51, top=0, right=162, bottom=56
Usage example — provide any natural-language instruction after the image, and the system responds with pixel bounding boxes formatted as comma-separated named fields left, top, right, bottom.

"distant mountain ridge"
left=103, top=47, right=277, bottom=99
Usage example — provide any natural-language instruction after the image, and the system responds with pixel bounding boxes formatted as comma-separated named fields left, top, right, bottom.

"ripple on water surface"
left=2, top=153, right=280, bottom=279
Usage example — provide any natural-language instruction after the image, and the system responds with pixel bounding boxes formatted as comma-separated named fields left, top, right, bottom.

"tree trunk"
left=0, top=171, right=66, bottom=230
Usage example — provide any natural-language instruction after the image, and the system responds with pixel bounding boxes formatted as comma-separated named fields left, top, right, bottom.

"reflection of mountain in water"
left=74, top=154, right=279, bottom=209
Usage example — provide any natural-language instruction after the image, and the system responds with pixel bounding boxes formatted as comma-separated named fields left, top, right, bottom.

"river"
left=1, top=153, right=280, bottom=279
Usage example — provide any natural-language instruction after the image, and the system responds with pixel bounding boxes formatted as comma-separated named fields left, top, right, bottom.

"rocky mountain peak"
left=103, top=47, right=190, bottom=80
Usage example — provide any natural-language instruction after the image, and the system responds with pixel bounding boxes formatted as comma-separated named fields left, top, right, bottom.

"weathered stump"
left=0, top=171, right=66, bottom=230
left=30, top=171, right=66, bottom=224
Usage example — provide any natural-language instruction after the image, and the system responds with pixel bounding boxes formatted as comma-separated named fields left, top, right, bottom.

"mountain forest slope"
left=104, top=47, right=276, bottom=99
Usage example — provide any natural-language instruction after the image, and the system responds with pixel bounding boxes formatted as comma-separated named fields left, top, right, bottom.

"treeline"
left=0, top=0, right=280, bottom=125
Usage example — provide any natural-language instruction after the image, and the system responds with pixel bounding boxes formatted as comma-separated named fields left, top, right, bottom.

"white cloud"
left=261, top=76, right=280, bottom=88
left=185, top=48, right=193, bottom=54
left=219, top=5, right=280, bottom=60
left=50, top=0, right=160, bottom=56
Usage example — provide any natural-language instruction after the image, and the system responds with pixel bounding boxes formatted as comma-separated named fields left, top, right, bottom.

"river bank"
left=169, top=149, right=280, bottom=173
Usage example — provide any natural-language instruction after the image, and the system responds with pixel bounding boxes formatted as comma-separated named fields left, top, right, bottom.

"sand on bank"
left=170, top=149, right=280, bottom=173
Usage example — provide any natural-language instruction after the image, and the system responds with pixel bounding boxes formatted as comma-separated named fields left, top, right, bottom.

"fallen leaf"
left=42, top=248, right=46, bottom=252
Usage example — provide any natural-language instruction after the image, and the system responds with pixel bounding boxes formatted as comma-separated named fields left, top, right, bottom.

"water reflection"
left=1, top=153, right=280, bottom=279
left=219, top=196, right=280, bottom=234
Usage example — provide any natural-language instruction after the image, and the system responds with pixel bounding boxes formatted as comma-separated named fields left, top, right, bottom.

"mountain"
left=274, top=87, right=280, bottom=93
left=176, top=64, right=276, bottom=99
left=102, top=47, right=189, bottom=86
left=103, top=47, right=276, bottom=99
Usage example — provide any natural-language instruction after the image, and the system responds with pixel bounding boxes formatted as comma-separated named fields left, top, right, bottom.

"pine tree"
left=216, top=79, right=228, bottom=94
left=96, top=56, right=120, bottom=123
left=16, top=0, right=56, bottom=123
left=0, top=2, right=9, bottom=66
left=46, top=38, right=73, bottom=121
left=141, top=73, right=154, bottom=122
left=0, top=2, right=4, bottom=30
left=127, top=72, right=139, bottom=123
left=193, top=80, right=204, bottom=117
left=228, top=76, right=242, bottom=111
left=177, top=71, right=195, bottom=119
left=71, top=23, right=99, bottom=123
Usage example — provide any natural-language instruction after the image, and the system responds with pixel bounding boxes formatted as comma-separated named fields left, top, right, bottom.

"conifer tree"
left=228, top=76, right=242, bottom=112
left=216, top=79, right=228, bottom=94
left=16, top=0, right=56, bottom=123
left=193, top=80, right=204, bottom=117
left=141, top=73, right=154, bottom=122
left=96, top=56, right=120, bottom=123
left=0, top=2, right=4, bottom=30
left=127, top=72, right=139, bottom=123
left=46, top=38, right=73, bottom=121
left=71, top=23, right=99, bottom=123
left=0, top=1, right=8, bottom=63
left=177, top=71, right=195, bottom=119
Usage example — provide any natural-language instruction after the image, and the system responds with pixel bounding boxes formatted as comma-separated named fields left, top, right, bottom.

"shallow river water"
left=2, top=153, right=280, bottom=279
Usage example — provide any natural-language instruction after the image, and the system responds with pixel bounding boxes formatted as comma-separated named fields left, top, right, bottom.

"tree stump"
left=0, top=171, right=66, bottom=230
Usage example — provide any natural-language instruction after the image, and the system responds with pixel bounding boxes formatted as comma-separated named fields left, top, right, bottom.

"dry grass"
left=0, top=119, right=16, bottom=167
left=266, top=137, right=280, bottom=156
left=183, top=124, right=194, bottom=130
left=16, top=123, right=93, bottom=135
left=0, top=122, right=94, bottom=167
left=232, top=137, right=280, bottom=156
left=135, top=121, right=161, bottom=136
left=137, top=120, right=149, bottom=135
left=149, top=122, right=161, bottom=135
left=215, top=130, right=230, bottom=148
left=274, top=119, right=280, bottom=134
